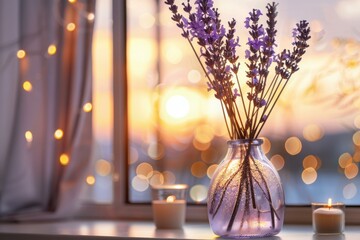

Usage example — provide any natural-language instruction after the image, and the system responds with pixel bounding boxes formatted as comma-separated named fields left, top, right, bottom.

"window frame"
left=79, top=0, right=360, bottom=225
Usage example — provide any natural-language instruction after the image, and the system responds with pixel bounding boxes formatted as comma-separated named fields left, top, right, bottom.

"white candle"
left=152, top=195, right=186, bottom=229
left=312, top=199, right=345, bottom=234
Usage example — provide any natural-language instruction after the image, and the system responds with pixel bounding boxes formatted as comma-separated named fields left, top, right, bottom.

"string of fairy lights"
left=12, top=0, right=96, bottom=183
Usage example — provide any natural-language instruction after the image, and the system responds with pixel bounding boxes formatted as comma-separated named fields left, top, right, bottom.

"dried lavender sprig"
left=254, top=20, right=311, bottom=137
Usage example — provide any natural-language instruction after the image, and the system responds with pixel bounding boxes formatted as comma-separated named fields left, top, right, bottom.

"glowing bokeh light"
left=303, top=124, right=324, bottom=142
left=149, top=172, right=165, bottom=186
left=193, top=139, right=211, bottom=151
left=95, top=159, right=112, bottom=176
left=23, top=81, right=32, bottom=92
left=270, top=154, right=285, bottom=171
left=59, top=153, right=70, bottom=166
left=191, top=161, right=207, bottom=178
left=147, top=142, right=165, bottom=160
left=25, top=131, right=33, bottom=143
left=353, top=131, right=360, bottom=146
left=338, top=152, right=352, bottom=168
left=195, top=125, right=214, bottom=144
left=67, top=23, right=76, bottom=31
left=165, top=95, right=190, bottom=119
left=86, top=175, right=96, bottom=185
left=345, top=163, right=359, bottom=179
left=17, top=49, right=26, bottom=59
left=132, top=176, right=149, bottom=192
left=261, top=137, right=271, bottom=154
left=47, top=44, right=57, bottom=55
left=301, top=167, right=317, bottom=184
left=353, top=151, right=360, bottom=163
left=87, top=13, right=95, bottom=22
left=343, top=183, right=357, bottom=199
left=189, top=184, right=208, bottom=202
left=285, top=137, right=302, bottom=155
left=162, top=171, right=176, bottom=184
left=129, top=147, right=139, bottom=165
left=83, top=102, right=93, bottom=112
left=303, top=155, right=319, bottom=170
left=136, top=162, right=153, bottom=179
left=207, top=164, right=218, bottom=179
left=54, top=129, right=64, bottom=140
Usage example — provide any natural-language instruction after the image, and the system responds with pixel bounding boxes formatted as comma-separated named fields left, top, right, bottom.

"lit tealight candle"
left=312, top=198, right=345, bottom=234
left=151, top=184, right=187, bottom=229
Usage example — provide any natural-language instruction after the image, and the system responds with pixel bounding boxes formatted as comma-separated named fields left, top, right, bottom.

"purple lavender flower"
left=165, top=0, right=310, bottom=140
left=244, top=17, right=251, bottom=29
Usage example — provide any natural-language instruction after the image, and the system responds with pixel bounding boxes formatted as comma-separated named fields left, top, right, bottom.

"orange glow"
left=261, top=137, right=271, bottom=154
left=59, top=153, right=69, bottom=166
left=285, top=137, right=302, bottom=155
left=206, top=164, right=218, bottom=179
left=345, top=163, right=359, bottom=179
left=301, top=167, right=317, bottom=185
left=303, top=124, right=323, bottom=142
left=195, top=125, right=214, bottom=144
left=136, top=162, right=153, bottom=179
left=270, top=154, right=285, bottom=171
left=193, top=139, right=211, bottom=151
left=191, top=161, right=207, bottom=178
left=303, top=155, right=319, bottom=170
left=353, top=131, right=360, bottom=146
left=338, top=152, right=352, bottom=168
left=54, top=129, right=64, bottom=140
left=149, top=172, right=164, bottom=186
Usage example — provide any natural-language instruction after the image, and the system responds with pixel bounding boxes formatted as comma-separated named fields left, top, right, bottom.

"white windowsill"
left=0, top=220, right=359, bottom=240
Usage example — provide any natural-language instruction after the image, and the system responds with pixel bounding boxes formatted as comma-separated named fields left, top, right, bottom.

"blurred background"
left=83, top=0, right=360, bottom=206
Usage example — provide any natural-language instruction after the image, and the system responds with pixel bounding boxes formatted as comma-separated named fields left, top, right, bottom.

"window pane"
left=128, top=0, right=360, bottom=205
left=82, top=0, right=114, bottom=203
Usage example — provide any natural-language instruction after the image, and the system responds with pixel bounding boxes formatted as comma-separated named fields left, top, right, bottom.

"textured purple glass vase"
left=207, top=139, right=285, bottom=238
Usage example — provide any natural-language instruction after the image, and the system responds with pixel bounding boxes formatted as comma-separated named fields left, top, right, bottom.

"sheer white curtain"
left=0, top=0, right=95, bottom=220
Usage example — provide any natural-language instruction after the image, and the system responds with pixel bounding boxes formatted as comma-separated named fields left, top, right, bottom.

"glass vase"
left=207, top=139, right=285, bottom=238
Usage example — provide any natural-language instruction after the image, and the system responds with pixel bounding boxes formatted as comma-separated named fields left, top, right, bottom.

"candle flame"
left=166, top=195, right=176, bottom=202
left=328, top=198, right=332, bottom=208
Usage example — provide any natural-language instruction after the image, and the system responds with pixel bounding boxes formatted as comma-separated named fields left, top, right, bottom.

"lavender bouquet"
left=165, top=0, right=310, bottom=237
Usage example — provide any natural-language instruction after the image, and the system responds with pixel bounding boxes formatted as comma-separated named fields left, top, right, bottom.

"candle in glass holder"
left=312, top=198, right=345, bottom=234
left=151, top=184, right=188, bottom=229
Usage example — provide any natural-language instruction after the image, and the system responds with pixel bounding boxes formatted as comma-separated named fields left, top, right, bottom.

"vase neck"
left=227, top=139, right=263, bottom=147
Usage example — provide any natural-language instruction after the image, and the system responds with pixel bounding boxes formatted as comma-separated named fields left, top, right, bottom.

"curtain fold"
left=0, top=0, right=95, bottom=220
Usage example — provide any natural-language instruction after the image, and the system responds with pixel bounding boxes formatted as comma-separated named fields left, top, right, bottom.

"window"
left=87, top=0, right=360, bottom=222
left=124, top=0, right=360, bottom=206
